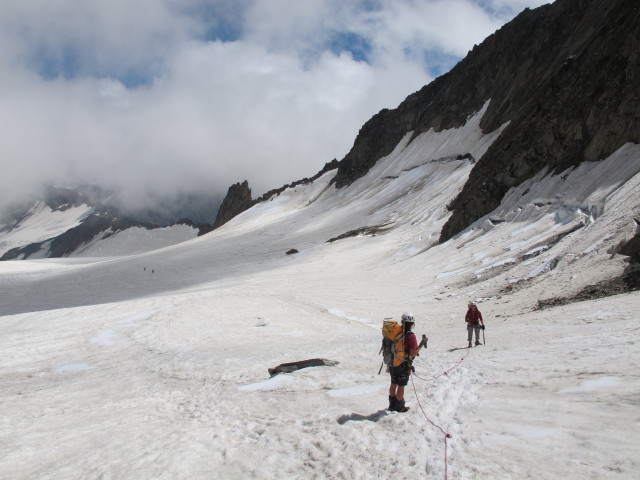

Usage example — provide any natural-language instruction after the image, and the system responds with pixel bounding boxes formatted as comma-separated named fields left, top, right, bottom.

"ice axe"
left=481, top=325, right=486, bottom=345
left=377, top=343, right=385, bottom=375
left=378, top=317, right=393, bottom=375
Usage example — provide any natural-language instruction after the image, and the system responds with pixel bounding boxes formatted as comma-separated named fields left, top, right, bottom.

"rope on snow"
left=410, top=347, right=473, bottom=480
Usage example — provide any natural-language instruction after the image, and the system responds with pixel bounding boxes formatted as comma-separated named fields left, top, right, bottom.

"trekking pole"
left=482, top=325, right=486, bottom=345
left=378, top=361, right=384, bottom=375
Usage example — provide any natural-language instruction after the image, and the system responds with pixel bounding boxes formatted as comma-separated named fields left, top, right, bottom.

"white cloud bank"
left=0, top=0, right=551, bottom=209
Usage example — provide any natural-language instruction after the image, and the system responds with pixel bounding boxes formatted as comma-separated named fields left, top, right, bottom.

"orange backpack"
left=381, top=320, right=405, bottom=369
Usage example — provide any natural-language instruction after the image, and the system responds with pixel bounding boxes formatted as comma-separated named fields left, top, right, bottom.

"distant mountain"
left=0, top=186, right=208, bottom=260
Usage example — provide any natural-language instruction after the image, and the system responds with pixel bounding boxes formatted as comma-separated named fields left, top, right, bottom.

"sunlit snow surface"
left=1, top=108, right=640, bottom=479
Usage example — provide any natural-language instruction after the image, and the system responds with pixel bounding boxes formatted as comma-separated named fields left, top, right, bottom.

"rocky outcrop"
left=268, top=358, right=339, bottom=377
left=619, top=218, right=640, bottom=264
left=329, top=0, right=640, bottom=241
left=210, top=180, right=255, bottom=230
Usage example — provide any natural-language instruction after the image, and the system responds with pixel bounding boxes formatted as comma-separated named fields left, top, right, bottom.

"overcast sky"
left=0, top=0, right=551, bottom=209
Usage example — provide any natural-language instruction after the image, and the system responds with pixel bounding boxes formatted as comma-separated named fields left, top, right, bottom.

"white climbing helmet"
left=401, top=312, right=415, bottom=324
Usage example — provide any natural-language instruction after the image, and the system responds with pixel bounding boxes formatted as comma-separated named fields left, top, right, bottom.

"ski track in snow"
left=1, top=116, right=640, bottom=479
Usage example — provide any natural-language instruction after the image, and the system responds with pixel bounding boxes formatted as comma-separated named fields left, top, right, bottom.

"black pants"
left=390, top=364, right=410, bottom=386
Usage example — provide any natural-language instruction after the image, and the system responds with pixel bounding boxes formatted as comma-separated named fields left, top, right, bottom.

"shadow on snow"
left=337, top=409, right=389, bottom=425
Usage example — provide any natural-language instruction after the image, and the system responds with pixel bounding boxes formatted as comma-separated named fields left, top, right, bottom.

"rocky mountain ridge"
left=215, top=0, right=639, bottom=243
left=329, top=0, right=639, bottom=242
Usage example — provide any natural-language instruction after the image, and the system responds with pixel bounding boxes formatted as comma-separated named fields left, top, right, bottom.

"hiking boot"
left=468, top=342, right=472, bottom=348
left=395, top=399, right=410, bottom=413
left=475, top=341, right=481, bottom=345
left=387, top=396, right=397, bottom=411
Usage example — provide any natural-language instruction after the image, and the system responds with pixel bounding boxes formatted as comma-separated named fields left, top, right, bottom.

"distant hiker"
left=386, top=312, right=427, bottom=413
left=465, top=302, right=484, bottom=347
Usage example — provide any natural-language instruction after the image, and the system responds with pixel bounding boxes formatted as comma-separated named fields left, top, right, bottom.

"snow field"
left=1, top=110, right=640, bottom=479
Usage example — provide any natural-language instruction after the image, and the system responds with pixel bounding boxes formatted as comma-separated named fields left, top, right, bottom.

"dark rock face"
left=210, top=180, right=255, bottom=230
left=268, top=358, right=339, bottom=377
left=441, top=0, right=640, bottom=241
left=329, top=0, right=640, bottom=241
left=620, top=219, right=640, bottom=264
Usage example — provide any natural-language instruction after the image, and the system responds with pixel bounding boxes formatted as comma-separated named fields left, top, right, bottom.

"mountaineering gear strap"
left=382, top=320, right=406, bottom=367
left=393, top=331, right=405, bottom=366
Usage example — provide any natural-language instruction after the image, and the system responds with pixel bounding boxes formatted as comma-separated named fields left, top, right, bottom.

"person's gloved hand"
left=480, top=325, right=485, bottom=330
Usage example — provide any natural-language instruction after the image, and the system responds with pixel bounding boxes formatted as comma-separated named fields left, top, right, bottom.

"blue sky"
left=0, top=0, right=551, bottom=209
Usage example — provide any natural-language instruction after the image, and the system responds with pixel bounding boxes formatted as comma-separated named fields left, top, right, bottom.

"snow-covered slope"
left=0, top=201, right=93, bottom=257
left=1, top=110, right=639, bottom=479
left=0, top=200, right=199, bottom=260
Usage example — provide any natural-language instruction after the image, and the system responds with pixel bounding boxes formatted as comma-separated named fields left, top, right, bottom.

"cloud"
left=0, top=0, right=550, bottom=209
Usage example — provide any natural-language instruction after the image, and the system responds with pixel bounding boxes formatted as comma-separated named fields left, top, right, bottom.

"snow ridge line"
left=410, top=347, right=473, bottom=480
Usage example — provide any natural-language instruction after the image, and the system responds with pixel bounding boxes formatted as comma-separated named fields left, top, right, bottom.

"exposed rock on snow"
left=268, top=358, right=339, bottom=377
left=618, top=218, right=640, bottom=263
left=326, top=224, right=392, bottom=243
left=536, top=270, right=640, bottom=309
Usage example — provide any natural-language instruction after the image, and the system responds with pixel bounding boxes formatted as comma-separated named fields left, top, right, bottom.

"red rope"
left=409, top=347, right=472, bottom=479
left=413, top=347, right=471, bottom=383
left=411, top=375, right=452, bottom=479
